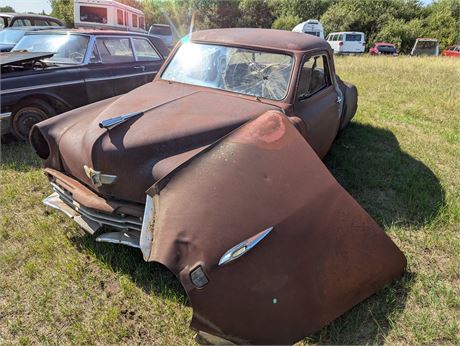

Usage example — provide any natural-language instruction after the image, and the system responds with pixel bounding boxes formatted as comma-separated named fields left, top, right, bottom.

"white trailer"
left=292, top=19, right=324, bottom=39
left=74, top=0, right=146, bottom=32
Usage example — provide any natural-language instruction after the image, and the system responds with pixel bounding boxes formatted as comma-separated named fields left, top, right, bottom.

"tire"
left=11, top=99, right=55, bottom=141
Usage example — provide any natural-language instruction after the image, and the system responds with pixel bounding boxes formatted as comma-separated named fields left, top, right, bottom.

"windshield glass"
left=13, top=34, right=89, bottom=64
left=0, top=29, right=24, bottom=44
left=162, top=41, right=293, bottom=101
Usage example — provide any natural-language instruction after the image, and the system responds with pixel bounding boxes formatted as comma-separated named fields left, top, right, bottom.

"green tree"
left=271, top=14, right=302, bottom=30
left=0, top=5, right=15, bottom=12
left=50, top=0, right=74, bottom=27
left=239, top=0, right=274, bottom=28
left=424, top=0, right=460, bottom=50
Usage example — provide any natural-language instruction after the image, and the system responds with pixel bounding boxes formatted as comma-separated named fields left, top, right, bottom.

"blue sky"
left=1, top=0, right=434, bottom=16
left=1, top=0, right=52, bottom=14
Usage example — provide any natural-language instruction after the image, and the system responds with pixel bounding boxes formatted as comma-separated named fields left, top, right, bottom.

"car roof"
left=2, top=26, right=63, bottom=31
left=0, top=13, right=60, bottom=20
left=24, top=28, right=150, bottom=36
left=375, top=42, right=395, bottom=45
left=190, top=28, right=330, bottom=52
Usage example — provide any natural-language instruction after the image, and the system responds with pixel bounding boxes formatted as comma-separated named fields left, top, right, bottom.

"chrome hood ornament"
left=84, top=165, right=117, bottom=187
left=99, top=111, right=143, bottom=130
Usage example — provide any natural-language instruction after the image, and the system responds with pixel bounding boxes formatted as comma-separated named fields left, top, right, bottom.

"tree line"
left=48, top=0, right=459, bottom=53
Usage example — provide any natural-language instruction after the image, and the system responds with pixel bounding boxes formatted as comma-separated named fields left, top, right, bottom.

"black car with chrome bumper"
left=0, top=29, right=168, bottom=140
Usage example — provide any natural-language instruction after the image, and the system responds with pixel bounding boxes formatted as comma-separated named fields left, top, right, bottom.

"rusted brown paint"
left=146, top=111, right=406, bottom=344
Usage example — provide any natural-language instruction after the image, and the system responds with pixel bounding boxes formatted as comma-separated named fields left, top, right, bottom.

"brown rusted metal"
left=145, top=111, right=406, bottom=344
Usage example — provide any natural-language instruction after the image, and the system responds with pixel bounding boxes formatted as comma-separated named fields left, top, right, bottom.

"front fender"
left=141, top=110, right=406, bottom=344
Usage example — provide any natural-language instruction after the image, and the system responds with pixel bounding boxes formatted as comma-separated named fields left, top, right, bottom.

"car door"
left=95, top=36, right=144, bottom=95
left=82, top=39, right=116, bottom=104
left=293, top=53, right=340, bottom=158
left=131, top=36, right=163, bottom=84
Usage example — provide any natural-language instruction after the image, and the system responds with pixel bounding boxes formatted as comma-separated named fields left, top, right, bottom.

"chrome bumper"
left=43, top=182, right=143, bottom=248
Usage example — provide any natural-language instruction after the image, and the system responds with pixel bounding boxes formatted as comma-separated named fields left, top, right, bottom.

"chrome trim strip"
left=0, top=112, right=12, bottom=120
left=1, top=80, right=84, bottom=95
left=86, top=71, right=157, bottom=82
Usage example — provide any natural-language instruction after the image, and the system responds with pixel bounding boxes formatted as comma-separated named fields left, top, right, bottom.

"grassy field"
left=1, top=56, right=459, bottom=345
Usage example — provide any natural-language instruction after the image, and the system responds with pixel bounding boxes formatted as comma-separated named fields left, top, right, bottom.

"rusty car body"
left=31, top=28, right=406, bottom=344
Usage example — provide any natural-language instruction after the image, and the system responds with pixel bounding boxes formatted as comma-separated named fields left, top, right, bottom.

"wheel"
left=12, top=99, right=55, bottom=141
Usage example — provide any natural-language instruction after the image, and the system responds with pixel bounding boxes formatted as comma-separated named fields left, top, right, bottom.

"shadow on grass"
left=69, top=232, right=189, bottom=304
left=325, top=122, right=445, bottom=227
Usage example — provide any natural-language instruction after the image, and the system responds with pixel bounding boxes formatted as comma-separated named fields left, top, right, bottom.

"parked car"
left=292, top=19, right=324, bottom=38
left=0, top=13, right=64, bottom=29
left=441, top=45, right=460, bottom=57
left=31, top=28, right=406, bottom=345
left=0, top=29, right=168, bottom=140
left=326, top=31, right=365, bottom=54
left=411, top=38, right=439, bottom=56
left=148, top=23, right=174, bottom=48
left=369, top=42, right=398, bottom=55
left=0, top=26, right=65, bottom=52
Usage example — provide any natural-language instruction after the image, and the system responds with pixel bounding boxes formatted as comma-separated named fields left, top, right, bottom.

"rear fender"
left=140, top=110, right=406, bottom=344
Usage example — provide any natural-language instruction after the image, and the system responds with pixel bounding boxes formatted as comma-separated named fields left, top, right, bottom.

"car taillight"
left=339, top=41, right=343, bottom=46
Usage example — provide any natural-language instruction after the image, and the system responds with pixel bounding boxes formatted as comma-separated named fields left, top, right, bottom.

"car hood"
left=33, top=82, right=277, bottom=203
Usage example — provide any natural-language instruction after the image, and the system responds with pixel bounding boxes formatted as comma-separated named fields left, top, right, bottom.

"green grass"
left=1, top=56, right=459, bottom=344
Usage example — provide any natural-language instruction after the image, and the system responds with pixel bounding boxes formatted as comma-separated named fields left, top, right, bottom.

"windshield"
left=0, top=29, right=24, bottom=44
left=162, top=41, right=293, bottom=101
left=13, top=34, right=89, bottom=64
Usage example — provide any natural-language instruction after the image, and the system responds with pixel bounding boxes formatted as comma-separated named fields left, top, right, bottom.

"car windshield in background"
left=150, top=25, right=172, bottom=36
left=0, top=29, right=24, bottom=44
left=162, top=41, right=293, bottom=100
left=346, top=34, right=362, bottom=41
left=13, top=34, right=89, bottom=64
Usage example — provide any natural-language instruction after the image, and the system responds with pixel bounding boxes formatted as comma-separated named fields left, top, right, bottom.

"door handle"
left=134, top=66, right=145, bottom=72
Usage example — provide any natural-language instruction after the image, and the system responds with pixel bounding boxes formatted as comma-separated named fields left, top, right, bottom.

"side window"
left=133, top=38, right=160, bottom=61
left=297, top=55, right=331, bottom=100
left=132, top=14, right=138, bottom=27
left=80, top=6, right=107, bottom=24
left=117, top=10, right=124, bottom=25
left=332, top=34, right=338, bottom=41
left=337, top=34, right=343, bottom=41
left=96, top=37, right=135, bottom=63
left=12, top=19, right=32, bottom=26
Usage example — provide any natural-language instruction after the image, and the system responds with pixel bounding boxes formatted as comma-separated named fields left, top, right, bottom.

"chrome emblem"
left=83, top=165, right=117, bottom=187
left=218, top=227, right=274, bottom=266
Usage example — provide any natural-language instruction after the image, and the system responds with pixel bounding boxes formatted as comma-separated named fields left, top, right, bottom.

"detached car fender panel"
left=141, top=111, right=407, bottom=344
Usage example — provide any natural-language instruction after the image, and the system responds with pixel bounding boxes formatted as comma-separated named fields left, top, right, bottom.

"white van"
left=74, top=0, right=146, bottom=32
left=326, top=32, right=365, bottom=54
left=292, top=19, right=324, bottom=39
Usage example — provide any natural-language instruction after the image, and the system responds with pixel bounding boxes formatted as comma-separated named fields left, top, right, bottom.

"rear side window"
left=96, top=37, right=135, bottom=63
left=33, top=19, right=49, bottom=26
left=297, top=54, right=331, bottom=100
left=346, top=34, right=362, bottom=42
left=48, top=19, right=62, bottom=26
left=133, top=38, right=160, bottom=61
